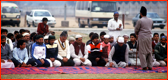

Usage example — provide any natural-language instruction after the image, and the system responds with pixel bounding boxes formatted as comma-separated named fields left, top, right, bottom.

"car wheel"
left=160, top=27, right=164, bottom=29
left=27, top=21, right=30, bottom=27
left=51, top=26, right=55, bottom=28
left=32, top=21, right=36, bottom=27
left=97, top=25, right=103, bottom=28
left=152, top=27, right=154, bottom=29
left=16, top=23, right=20, bottom=27
left=78, top=19, right=85, bottom=28
left=11, top=23, right=15, bottom=27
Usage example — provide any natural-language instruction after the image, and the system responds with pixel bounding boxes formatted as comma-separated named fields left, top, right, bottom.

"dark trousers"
left=34, top=59, right=50, bottom=67
left=11, top=58, right=35, bottom=67
left=57, top=58, right=74, bottom=66
left=89, top=58, right=106, bottom=66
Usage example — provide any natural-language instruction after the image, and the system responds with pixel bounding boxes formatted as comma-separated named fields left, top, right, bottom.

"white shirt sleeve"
left=125, top=46, right=129, bottom=65
left=84, top=45, right=89, bottom=59
left=70, top=44, right=80, bottom=59
left=119, top=20, right=123, bottom=30
left=66, top=42, right=70, bottom=59
left=7, top=38, right=13, bottom=51
left=108, top=19, right=116, bottom=31
left=108, top=46, right=115, bottom=63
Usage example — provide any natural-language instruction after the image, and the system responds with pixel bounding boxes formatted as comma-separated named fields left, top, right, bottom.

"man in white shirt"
left=70, top=35, right=92, bottom=66
left=54, top=31, right=75, bottom=66
left=107, top=11, right=123, bottom=42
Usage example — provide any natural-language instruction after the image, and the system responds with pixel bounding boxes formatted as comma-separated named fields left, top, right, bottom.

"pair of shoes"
left=142, top=67, right=147, bottom=70
left=148, top=67, right=152, bottom=70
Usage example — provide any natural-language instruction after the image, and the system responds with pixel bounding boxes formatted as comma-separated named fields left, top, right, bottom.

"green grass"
left=1, top=73, right=167, bottom=79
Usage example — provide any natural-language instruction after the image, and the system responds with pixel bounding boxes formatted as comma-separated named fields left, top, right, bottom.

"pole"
left=122, top=14, right=125, bottom=29
left=64, top=1, right=66, bottom=21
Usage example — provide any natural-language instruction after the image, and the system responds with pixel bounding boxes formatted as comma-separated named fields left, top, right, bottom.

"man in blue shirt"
left=12, top=40, right=35, bottom=67
left=31, top=35, right=50, bottom=67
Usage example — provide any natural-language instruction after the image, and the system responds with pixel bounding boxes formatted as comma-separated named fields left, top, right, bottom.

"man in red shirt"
left=37, top=18, right=49, bottom=35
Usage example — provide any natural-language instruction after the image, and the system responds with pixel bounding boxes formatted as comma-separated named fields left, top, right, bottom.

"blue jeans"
left=34, top=59, right=50, bottom=67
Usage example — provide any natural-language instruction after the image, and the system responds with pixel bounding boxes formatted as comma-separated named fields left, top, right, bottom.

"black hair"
left=130, top=33, right=136, bottom=38
left=42, top=17, right=48, bottom=21
left=153, top=33, right=159, bottom=37
left=7, top=33, right=14, bottom=39
left=16, top=34, right=23, bottom=39
left=25, top=30, right=30, bottom=33
left=30, top=32, right=37, bottom=40
left=160, top=33, right=165, bottom=38
left=1, top=35, right=6, bottom=40
left=14, top=31, right=19, bottom=34
left=91, top=33, right=99, bottom=41
left=140, top=6, right=147, bottom=16
left=100, top=31, right=106, bottom=36
left=19, top=29, right=26, bottom=34
left=89, top=32, right=94, bottom=37
left=60, top=31, right=68, bottom=37
left=1, top=29, right=8, bottom=34
left=33, top=35, right=37, bottom=42
left=17, top=40, right=26, bottom=48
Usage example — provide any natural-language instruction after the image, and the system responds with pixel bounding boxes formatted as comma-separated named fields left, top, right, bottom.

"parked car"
left=132, top=12, right=166, bottom=29
left=26, top=9, right=56, bottom=27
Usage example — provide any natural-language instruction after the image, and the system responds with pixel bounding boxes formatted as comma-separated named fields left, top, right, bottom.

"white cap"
left=22, top=33, right=30, bottom=37
left=104, top=35, right=110, bottom=38
left=44, top=35, right=49, bottom=40
left=75, top=34, right=82, bottom=38
left=118, top=37, right=124, bottom=43
left=69, top=37, right=75, bottom=41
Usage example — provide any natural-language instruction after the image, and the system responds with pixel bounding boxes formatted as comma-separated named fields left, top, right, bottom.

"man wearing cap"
left=69, top=37, right=75, bottom=45
left=44, top=35, right=49, bottom=44
left=46, top=35, right=61, bottom=67
left=135, top=6, right=153, bottom=70
left=37, top=17, right=49, bottom=35
left=107, top=11, right=123, bottom=42
left=70, top=35, right=92, bottom=66
left=154, top=36, right=167, bottom=66
left=109, top=35, right=117, bottom=49
left=106, top=37, right=129, bottom=68
left=87, top=33, right=106, bottom=66
left=31, top=35, right=50, bottom=67
left=123, top=34, right=129, bottom=44
left=54, top=31, right=75, bottom=66
left=22, top=33, right=33, bottom=58
left=101, top=35, right=111, bottom=63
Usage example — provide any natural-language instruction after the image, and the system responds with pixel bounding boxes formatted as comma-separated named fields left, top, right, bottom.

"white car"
left=26, top=9, right=56, bottom=27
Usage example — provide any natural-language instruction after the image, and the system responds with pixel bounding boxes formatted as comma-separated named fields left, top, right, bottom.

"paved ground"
left=1, top=17, right=167, bottom=29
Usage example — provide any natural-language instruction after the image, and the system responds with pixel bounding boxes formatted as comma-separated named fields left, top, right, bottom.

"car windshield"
left=91, top=1, right=117, bottom=12
left=2, top=7, right=19, bottom=13
left=136, top=13, right=160, bottom=18
left=34, top=11, right=51, bottom=17
left=147, top=13, right=160, bottom=18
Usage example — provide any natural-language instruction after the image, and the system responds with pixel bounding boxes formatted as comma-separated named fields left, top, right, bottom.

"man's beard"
left=37, top=42, right=43, bottom=45
left=161, top=43, right=166, bottom=45
left=1, top=42, right=5, bottom=45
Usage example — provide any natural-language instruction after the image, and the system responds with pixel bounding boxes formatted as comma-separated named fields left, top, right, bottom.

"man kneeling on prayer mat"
left=70, top=34, right=92, bottom=66
left=87, top=33, right=106, bottom=66
left=106, top=37, right=129, bottom=68
left=1, top=35, right=15, bottom=68
left=54, top=31, right=75, bottom=66
left=46, top=35, right=61, bottom=67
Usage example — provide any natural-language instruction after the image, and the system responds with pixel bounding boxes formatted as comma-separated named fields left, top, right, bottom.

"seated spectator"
left=14, top=31, right=19, bottom=42
left=19, top=29, right=26, bottom=35
left=109, top=35, right=117, bottom=49
left=1, top=35, right=15, bottom=68
left=12, top=40, right=35, bottom=67
left=13, top=34, right=23, bottom=48
left=99, top=31, right=106, bottom=42
left=69, top=37, right=75, bottom=45
left=1, top=29, right=13, bottom=51
left=46, top=36, right=61, bottom=67
left=123, top=34, right=129, bottom=44
left=127, top=33, right=141, bottom=66
left=31, top=35, right=50, bottom=67
left=106, top=37, right=129, bottom=68
left=152, top=33, right=159, bottom=52
left=7, top=33, right=15, bottom=42
left=101, top=35, right=111, bottom=63
left=44, top=35, right=49, bottom=44
left=87, top=33, right=106, bottom=66
left=70, top=35, right=92, bottom=66
left=30, top=32, right=37, bottom=43
left=86, top=32, right=94, bottom=45
left=154, top=36, right=167, bottom=66
left=54, top=31, right=75, bottom=66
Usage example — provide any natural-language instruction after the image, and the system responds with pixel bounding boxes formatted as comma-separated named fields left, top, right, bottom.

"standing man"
left=135, top=6, right=153, bottom=70
left=108, top=11, right=123, bottom=42
left=37, top=18, right=49, bottom=35
left=70, top=35, right=92, bottom=66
